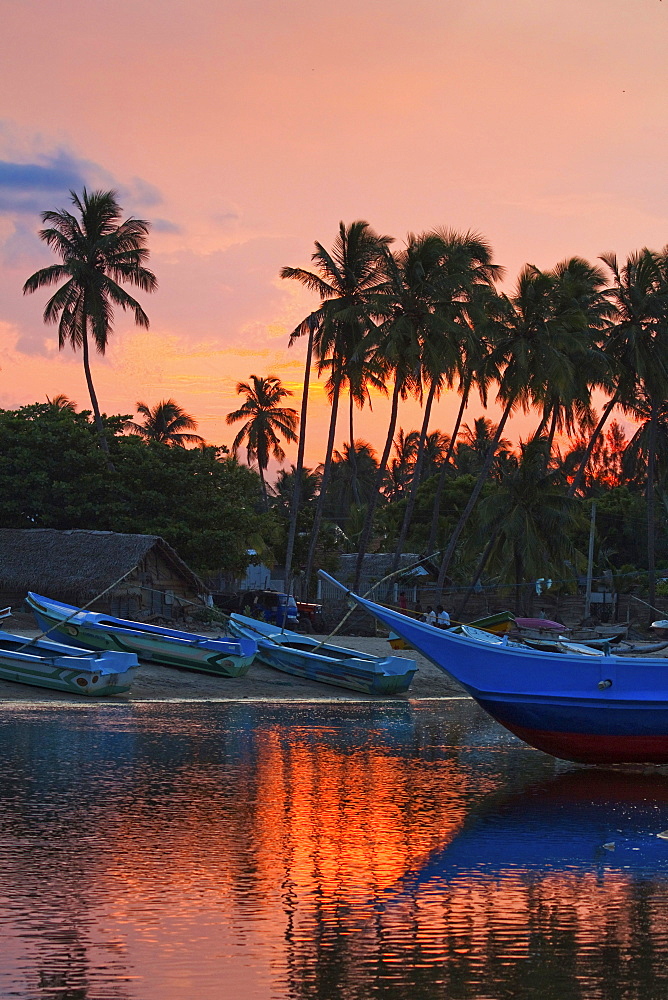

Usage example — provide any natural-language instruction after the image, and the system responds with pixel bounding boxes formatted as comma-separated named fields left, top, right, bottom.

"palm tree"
left=273, top=465, right=321, bottom=516
left=384, top=428, right=419, bottom=500
left=385, top=427, right=449, bottom=491
left=529, top=257, right=611, bottom=461
left=622, top=395, right=668, bottom=488
left=351, top=235, right=437, bottom=589
left=561, top=420, right=627, bottom=490
left=318, top=328, right=387, bottom=506
left=568, top=249, right=666, bottom=496
left=324, top=439, right=379, bottom=528
left=466, top=438, right=579, bottom=614
left=281, top=220, right=392, bottom=592
left=416, top=429, right=450, bottom=481
left=452, top=416, right=512, bottom=476
left=23, top=188, right=156, bottom=461
left=273, top=465, right=321, bottom=584
left=282, top=317, right=316, bottom=593
left=436, top=264, right=562, bottom=589
left=125, top=399, right=205, bottom=447
left=426, top=288, right=497, bottom=555
left=392, top=229, right=503, bottom=571
left=226, top=375, right=298, bottom=508
left=569, top=248, right=668, bottom=609
left=45, top=394, right=77, bottom=411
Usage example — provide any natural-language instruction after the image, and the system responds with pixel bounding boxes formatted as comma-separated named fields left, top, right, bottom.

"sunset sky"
left=1, top=0, right=667, bottom=472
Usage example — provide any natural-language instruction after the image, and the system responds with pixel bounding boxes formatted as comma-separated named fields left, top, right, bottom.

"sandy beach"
left=0, top=616, right=464, bottom=703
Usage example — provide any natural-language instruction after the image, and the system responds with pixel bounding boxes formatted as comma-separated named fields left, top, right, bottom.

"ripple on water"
left=1, top=701, right=668, bottom=999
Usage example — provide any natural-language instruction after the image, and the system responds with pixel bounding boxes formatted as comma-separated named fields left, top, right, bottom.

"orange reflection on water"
left=5, top=705, right=668, bottom=1000
left=251, top=727, right=478, bottom=902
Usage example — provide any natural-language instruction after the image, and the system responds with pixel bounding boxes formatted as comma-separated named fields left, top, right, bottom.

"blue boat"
left=26, top=592, right=257, bottom=678
left=319, top=571, right=668, bottom=765
left=0, top=629, right=139, bottom=696
left=227, top=612, right=417, bottom=694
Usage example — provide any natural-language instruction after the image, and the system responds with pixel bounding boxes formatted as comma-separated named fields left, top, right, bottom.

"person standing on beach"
left=399, top=591, right=408, bottom=611
left=424, top=605, right=436, bottom=625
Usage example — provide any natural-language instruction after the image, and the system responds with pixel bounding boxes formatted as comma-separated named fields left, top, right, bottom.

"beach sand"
left=0, top=619, right=464, bottom=703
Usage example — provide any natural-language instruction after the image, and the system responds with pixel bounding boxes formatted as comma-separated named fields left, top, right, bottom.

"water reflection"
left=0, top=701, right=667, bottom=998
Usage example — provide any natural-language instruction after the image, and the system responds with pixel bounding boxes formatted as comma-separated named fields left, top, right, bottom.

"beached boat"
left=26, top=593, right=257, bottom=677
left=0, top=629, right=139, bottom=695
left=389, top=610, right=516, bottom=649
left=319, top=571, right=668, bottom=765
left=227, top=612, right=417, bottom=694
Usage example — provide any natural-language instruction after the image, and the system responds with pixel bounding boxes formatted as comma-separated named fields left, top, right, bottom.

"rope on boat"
left=310, top=551, right=441, bottom=653
left=629, top=594, right=665, bottom=617
left=13, top=568, right=137, bottom=654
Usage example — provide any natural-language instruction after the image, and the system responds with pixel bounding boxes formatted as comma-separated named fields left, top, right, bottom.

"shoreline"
left=0, top=629, right=464, bottom=704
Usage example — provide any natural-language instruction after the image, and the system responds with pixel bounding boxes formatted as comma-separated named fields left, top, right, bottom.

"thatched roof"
left=0, top=529, right=205, bottom=598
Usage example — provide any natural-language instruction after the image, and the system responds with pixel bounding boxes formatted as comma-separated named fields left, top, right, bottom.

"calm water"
left=1, top=698, right=668, bottom=1000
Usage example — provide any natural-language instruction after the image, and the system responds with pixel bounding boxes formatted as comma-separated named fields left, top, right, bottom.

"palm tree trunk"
left=531, top=405, right=550, bottom=442
left=353, top=376, right=402, bottom=591
left=348, top=391, right=361, bottom=506
left=284, top=328, right=314, bottom=593
left=303, top=375, right=342, bottom=597
left=568, top=390, right=620, bottom=496
left=545, top=405, right=559, bottom=459
left=258, top=466, right=269, bottom=509
left=426, top=381, right=470, bottom=554
left=647, top=398, right=658, bottom=613
left=513, top=542, right=523, bottom=615
left=81, top=322, right=114, bottom=471
left=391, top=380, right=437, bottom=571
left=437, top=395, right=515, bottom=589
left=454, top=526, right=501, bottom=619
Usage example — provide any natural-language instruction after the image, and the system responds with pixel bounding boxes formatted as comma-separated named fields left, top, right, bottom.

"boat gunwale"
left=27, top=593, right=254, bottom=656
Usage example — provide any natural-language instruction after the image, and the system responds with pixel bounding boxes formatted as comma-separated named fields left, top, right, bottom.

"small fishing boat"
left=26, top=593, right=257, bottom=678
left=468, top=610, right=517, bottom=635
left=227, top=613, right=417, bottom=694
left=0, top=629, right=139, bottom=696
left=319, top=571, right=668, bottom=765
left=389, top=609, right=516, bottom=649
left=515, top=616, right=565, bottom=631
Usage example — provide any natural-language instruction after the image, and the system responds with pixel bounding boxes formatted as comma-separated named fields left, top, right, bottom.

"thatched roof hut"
left=0, top=529, right=206, bottom=619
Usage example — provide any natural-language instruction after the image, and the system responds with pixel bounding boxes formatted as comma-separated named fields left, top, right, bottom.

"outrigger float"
left=0, top=629, right=139, bottom=696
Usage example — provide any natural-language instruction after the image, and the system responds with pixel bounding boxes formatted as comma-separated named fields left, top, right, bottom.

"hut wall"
left=133, top=550, right=200, bottom=618
left=90, top=553, right=201, bottom=620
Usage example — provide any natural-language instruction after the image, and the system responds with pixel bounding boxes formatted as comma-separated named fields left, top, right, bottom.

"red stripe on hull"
left=505, top=722, right=668, bottom=765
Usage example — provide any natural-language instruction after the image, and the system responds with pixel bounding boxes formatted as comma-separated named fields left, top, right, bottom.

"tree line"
left=18, top=189, right=668, bottom=612
left=278, top=221, right=668, bottom=609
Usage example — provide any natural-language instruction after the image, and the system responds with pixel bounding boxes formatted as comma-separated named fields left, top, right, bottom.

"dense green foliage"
left=0, top=404, right=268, bottom=578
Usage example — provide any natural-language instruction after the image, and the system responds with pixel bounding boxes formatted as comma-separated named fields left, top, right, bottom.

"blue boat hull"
left=318, top=572, right=668, bottom=764
left=0, top=629, right=139, bottom=696
left=228, top=613, right=416, bottom=694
